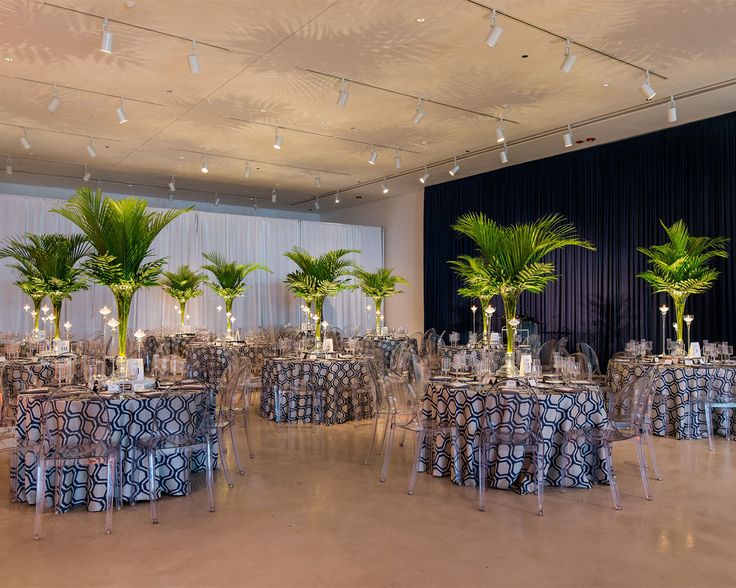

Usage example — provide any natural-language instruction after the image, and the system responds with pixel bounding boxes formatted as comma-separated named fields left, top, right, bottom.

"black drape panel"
left=424, top=110, right=736, bottom=365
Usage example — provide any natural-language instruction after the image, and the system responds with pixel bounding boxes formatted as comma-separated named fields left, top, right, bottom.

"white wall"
left=321, top=189, right=424, bottom=335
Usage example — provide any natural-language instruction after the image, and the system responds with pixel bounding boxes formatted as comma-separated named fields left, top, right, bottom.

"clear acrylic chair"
left=561, top=373, right=655, bottom=510
left=695, top=366, right=736, bottom=451
left=135, top=378, right=216, bottom=524
left=478, top=378, right=545, bottom=515
left=272, top=361, right=320, bottom=429
left=379, top=355, right=460, bottom=494
left=33, top=384, right=119, bottom=540
left=1, top=422, right=18, bottom=502
left=539, top=339, right=557, bottom=370
left=362, top=355, right=390, bottom=464
left=219, top=360, right=256, bottom=461
left=577, top=342, right=603, bottom=376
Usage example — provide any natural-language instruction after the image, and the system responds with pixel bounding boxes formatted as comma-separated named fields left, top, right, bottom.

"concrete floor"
left=1, top=414, right=735, bottom=588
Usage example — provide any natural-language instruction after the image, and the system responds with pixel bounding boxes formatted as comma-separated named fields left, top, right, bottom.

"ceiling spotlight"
left=334, top=190, right=340, bottom=204
left=315, top=172, right=321, bottom=188
left=419, top=165, right=430, bottom=184
left=449, top=156, right=460, bottom=176
left=314, top=196, right=320, bottom=210
left=273, top=128, right=283, bottom=150
left=201, top=157, right=209, bottom=173
left=563, top=124, right=573, bottom=148
left=560, top=38, right=576, bottom=73
left=168, top=193, right=173, bottom=202
left=115, top=97, right=127, bottom=124
left=188, top=40, right=200, bottom=74
left=47, top=86, right=61, bottom=113
left=485, top=8, right=503, bottom=47
left=639, top=70, right=656, bottom=101
left=20, top=128, right=31, bottom=150
left=271, top=188, right=277, bottom=203
left=86, top=137, right=97, bottom=158
left=337, top=78, right=349, bottom=108
left=394, top=152, right=401, bottom=169
left=244, top=161, right=252, bottom=178
left=667, top=96, right=677, bottom=122
left=368, top=145, right=378, bottom=164
left=100, top=17, right=113, bottom=54
left=213, top=194, right=220, bottom=206
left=495, top=117, right=505, bottom=143
left=382, top=177, right=389, bottom=194
left=412, top=98, right=426, bottom=125
left=83, top=165, right=91, bottom=182
left=500, top=143, right=509, bottom=164
left=5, top=156, right=12, bottom=175
left=168, top=176, right=176, bottom=192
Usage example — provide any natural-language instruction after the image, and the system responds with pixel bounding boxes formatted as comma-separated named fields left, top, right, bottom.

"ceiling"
left=1, top=0, right=735, bottom=211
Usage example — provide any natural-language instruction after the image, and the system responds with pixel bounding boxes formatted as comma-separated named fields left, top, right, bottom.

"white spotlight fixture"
left=273, top=128, right=283, bottom=150
left=499, top=143, right=509, bottom=164
left=83, top=165, right=91, bottom=182
left=100, top=17, right=113, bottom=54
left=213, top=194, right=220, bottom=206
left=315, top=172, right=321, bottom=188
left=188, top=40, right=200, bottom=74
left=271, top=188, right=277, bottom=203
left=115, top=97, right=128, bottom=124
left=86, top=137, right=97, bottom=158
left=244, top=161, right=252, bottom=178
left=337, top=78, right=349, bottom=108
left=495, top=117, right=505, bottom=143
left=639, top=70, right=656, bottom=101
left=394, top=152, right=401, bottom=169
left=412, top=98, right=426, bottom=125
left=382, top=177, right=389, bottom=194
left=314, top=196, right=320, bottom=210
left=485, top=8, right=503, bottom=47
left=20, top=128, right=31, bottom=150
left=5, top=156, right=12, bottom=175
left=563, top=124, right=573, bottom=148
left=560, top=38, right=576, bottom=73
left=419, top=165, right=430, bottom=184
left=201, top=157, right=209, bottom=173
left=47, top=86, right=61, bottom=113
left=368, top=145, right=378, bottom=164
left=168, top=176, right=176, bottom=192
left=667, top=96, right=677, bottom=122
left=334, top=190, right=340, bottom=204
left=449, top=156, right=460, bottom=176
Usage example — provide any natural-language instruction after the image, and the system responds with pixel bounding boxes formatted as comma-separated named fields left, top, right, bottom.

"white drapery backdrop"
left=0, top=194, right=383, bottom=339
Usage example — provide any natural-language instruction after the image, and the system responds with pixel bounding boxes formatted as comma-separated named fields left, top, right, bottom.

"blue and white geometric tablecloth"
left=14, top=389, right=217, bottom=512
left=607, top=359, right=736, bottom=439
left=422, top=383, right=608, bottom=494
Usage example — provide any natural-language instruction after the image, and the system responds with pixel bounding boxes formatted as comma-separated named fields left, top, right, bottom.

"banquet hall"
left=1, top=1, right=736, bottom=587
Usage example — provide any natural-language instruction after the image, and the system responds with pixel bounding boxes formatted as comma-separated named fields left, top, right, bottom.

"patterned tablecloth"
left=143, top=334, right=196, bottom=358
left=186, top=343, right=273, bottom=388
left=422, top=382, right=608, bottom=494
left=14, top=388, right=217, bottom=513
left=607, top=359, right=736, bottom=439
left=440, top=347, right=505, bottom=371
left=363, top=337, right=418, bottom=369
left=260, top=357, right=372, bottom=425
left=1, top=356, right=80, bottom=405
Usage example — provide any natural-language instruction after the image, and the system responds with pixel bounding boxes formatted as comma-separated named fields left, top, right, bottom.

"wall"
left=321, top=190, right=424, bottom=335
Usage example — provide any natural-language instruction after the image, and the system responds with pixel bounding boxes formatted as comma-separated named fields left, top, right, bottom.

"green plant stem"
left=315, top=298, right=324, bottom=342
left=32, top=299, right=42, bottom=331
left=51, top=298, right=63, bottom=339
left=374, top=298, right=382, bottom=334
left=503, top=295, right=518, bottom=354
left=179, top=300, right=187, bottom=329
left=673, top=294, right=687, bottom=344
left=114, top=293, right=131, bottom=358
left=225, top=299, right=233, bottom=331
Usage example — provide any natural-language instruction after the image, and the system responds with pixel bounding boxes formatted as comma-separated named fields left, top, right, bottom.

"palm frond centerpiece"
left=449, top=255, right=500, bottom=340
left=52, top=186, right=189, bottom=357
left=0, top=234, right=50, bottom=333
left=201, top=252, right=271, bottom=335
left=283, top=247, right=359, bottom=343
left=353, top=267, right=408, bottom=334
left=160, top=265, right=208, bottom=329
left=453, top=212, right=595, bottom=374
left=638, top=219, right=728, bottom=347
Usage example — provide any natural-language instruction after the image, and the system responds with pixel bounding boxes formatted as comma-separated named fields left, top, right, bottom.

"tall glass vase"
left=672, top=293, right=688, bottom=357
left=496, top=295, right=519, bottom=377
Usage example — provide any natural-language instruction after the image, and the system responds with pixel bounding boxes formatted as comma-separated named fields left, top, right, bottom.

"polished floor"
left=1, top=413, right=735, bottom=588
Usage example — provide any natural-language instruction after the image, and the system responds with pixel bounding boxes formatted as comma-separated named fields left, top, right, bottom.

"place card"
left=132, top=382, right=147, bottom=392
left=322, top=338, right=334, bottom=353
left=106, top=383, right=120, bottom=393
left=127, top=358, right=145, bottom=381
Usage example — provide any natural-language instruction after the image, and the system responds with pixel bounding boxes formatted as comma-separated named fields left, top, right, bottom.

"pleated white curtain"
left=0, top=194, right=383, bottom=338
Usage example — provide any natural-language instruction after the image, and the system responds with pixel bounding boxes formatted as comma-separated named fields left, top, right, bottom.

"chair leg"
left=560, top=436, right=569, bottom=493
left=9, top=450, right=18, bottom=503
left=399, top=429, right=407, bottom=447
left=116, top=446, right=124, bottom=510
left=205, top=438, right=215, bottom=513
left=229, top=424, right=245, bottom=476
left=705, top=404, right=715, bottom=451
left=643, top=429, right=663, bottom=481
left=602, top=442, right=622, bottom=510
left=33, top=455, right=46, bottom=540
left=147, top=449, right=158, bottom=524
left=478, top=440, right=486, bottom=512
left=217, top=429, right=234, bottom=488
left=363, top=416, right=380, bottom=465
left=242, top=412, right=255, bottom=459
left=53, top=461, right=62, bottom=515
left=407, top=431, right=423, bottom=495
left=634, top=436, right=653, bottom=501
left=379, top=415, right=396, bottom=483
left=104, top=455, right=114, bottom=535
left=536, top=441, right=544, bottom=516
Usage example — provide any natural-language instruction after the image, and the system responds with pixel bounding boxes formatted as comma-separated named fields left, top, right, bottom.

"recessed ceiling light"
left=601, top=82, right=609, bottom=87
left=416, top=17, right=426, bottom=23
left=178, top=155, right=184, bottom=159
left=3, top=56, right=14, bottom=62
left=259, top=108, right=266, bottom=113
left=125, top=1, right=137, bottom=7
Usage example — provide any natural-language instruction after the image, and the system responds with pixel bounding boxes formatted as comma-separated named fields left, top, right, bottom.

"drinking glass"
left=441, top=356, right=450, bottom=377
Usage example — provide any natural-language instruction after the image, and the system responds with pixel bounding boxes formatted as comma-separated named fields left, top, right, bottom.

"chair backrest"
left=41, top=385, right=112, bottom=449
left=539, top=339, right=557, bottom=366
left=484, top=378, right=540, bottom=439
left=576, top=342, right=601, bottom=374
left=218, top=363, right=252, bottom=418
left=365, top=355, right=387, bottom=409
left=570, top=352, right=593, bottom=380
left=704, top=366, right=736, bottom=402
left=556, top=336, right=569, bottom=353
left=609, top=372, right=653, bottom=434
left=151, top=378, right=213, bottom=440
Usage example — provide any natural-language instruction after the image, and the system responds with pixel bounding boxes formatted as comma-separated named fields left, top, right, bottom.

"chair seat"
left=45, top=440, right=117, bottom=461
left=480, top=426, right=540, bottom=446
left=136, top=433, right=210, bottom=451
left=565, top=425, right=635, bottom=443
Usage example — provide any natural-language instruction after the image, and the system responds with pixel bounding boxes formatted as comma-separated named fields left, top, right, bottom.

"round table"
left=423, top=380, right=608, bottom=494
left=362, top=336, right=418, bottom=369
left=186, top=342, right=274, bottom=388
left=607, top=358, right=736, bottom=439
left=260, top=356, right=372, bottom=425
left=14, top=386, right=217, bottom=512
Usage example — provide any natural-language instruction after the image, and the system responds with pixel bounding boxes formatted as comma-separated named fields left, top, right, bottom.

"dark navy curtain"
left=424, top=110, right=736, bottom=365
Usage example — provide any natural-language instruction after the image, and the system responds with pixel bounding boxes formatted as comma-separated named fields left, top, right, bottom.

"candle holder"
left=659, top=304, right=669, bottom=356
left=63, top=321, right=72, bottom=340
left=485, top=304, right=496, bottom=344
left=684, top=315, right=694, bottom=351
left=471, top=304, right=477, bottom=336
left=134, top=328, right=145, bottom=358
left=107, top=318, right=120, bottom=357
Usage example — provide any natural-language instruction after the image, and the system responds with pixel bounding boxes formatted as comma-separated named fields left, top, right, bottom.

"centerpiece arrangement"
left=160, top=265, right=208, bottom=331
left=352, top=267, right=408, bottom=335
left=449, top=255, right=499, bottom=343
left=452, top=212, right=594, bottom=376
left=283, top=247, right=358, bottom=346
left=638, top=219, right=728, bottom=355
left=53, top=186, right=189, bottom=361
left=201, top=252, right=271, bottom=338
